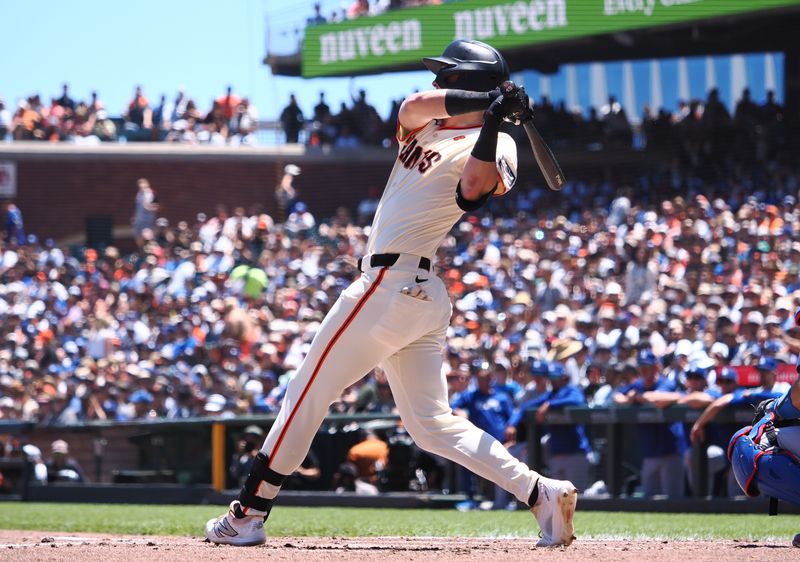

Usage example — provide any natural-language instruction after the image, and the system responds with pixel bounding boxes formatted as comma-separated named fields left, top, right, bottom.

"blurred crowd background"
left=1, top=31, right=798, bottom=498
left=2, top=79, right=786, bottom=157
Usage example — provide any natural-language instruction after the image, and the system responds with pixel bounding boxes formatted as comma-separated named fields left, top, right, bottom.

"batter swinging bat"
left=498, top=81, right=565, bottom=192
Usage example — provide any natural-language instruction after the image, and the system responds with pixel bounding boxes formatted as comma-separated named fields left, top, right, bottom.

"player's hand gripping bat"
left=499, top=81, right=566, bottom=192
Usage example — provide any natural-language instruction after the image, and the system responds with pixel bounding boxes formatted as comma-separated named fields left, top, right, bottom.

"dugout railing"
left=0, top=406, right=755, bottom=501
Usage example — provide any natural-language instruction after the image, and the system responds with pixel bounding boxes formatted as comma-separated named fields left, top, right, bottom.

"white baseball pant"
left=259, top=254, right=538, bottom=504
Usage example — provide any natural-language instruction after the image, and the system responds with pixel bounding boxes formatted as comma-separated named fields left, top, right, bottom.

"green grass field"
left=1, top=503, right=799, bottom=541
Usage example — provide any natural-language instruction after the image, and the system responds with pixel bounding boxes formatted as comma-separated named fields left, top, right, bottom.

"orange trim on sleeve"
left=494, top=172, right=509, bottom=196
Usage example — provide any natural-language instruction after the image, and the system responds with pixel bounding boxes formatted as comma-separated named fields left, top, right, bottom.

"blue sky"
left=0, top=0, right=434, bottom=122
left=1, top=0, right=783, bottom=125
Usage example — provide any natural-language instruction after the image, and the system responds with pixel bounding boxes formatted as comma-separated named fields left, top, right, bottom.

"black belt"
left=357, top=253, right=431, bottom=272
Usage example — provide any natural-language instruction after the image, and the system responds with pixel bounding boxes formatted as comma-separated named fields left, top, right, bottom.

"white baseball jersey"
left=255, top=114, right=541, bottom=514
left=367, top=120, right=518, bottom=258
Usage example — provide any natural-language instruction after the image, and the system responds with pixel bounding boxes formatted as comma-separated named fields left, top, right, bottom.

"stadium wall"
left=0, top=144, right=394, bottom=244
left=0, top=143, right=655, bottom=245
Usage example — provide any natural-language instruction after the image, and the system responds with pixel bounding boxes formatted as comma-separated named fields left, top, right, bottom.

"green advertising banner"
left=302, top=0, right=799, bottom=77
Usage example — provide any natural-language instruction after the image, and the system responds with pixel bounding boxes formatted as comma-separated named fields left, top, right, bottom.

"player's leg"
left=640, top=458, right=659, bottom=497
left=556, top=454, right=590, bottom=493
left=381, top=335, right=576, bottom=546
left=206, top=271, right=400, bottom=544
left=661, top=453, right=685, bottom=498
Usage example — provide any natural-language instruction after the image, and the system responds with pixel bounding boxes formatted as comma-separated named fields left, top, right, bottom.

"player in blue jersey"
left=614, top=349, right=686, bottom=498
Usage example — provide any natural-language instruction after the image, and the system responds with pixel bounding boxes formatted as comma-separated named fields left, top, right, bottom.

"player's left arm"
left=458, top=88, right=524, bottom=209
left=398, top=88, right=500, bottom=139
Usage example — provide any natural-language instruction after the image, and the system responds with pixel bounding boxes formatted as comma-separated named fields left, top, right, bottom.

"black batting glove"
left=498, top=82, right=532, bottom=124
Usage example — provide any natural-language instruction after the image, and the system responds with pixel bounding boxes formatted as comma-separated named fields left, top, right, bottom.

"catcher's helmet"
left=423, top=39, right=509, bottom=92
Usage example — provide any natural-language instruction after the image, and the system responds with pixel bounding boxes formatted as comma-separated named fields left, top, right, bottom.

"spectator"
left=55, top=83, right=75, bottom=112
left=91, top=110, right=117, bottom=142
left=125, top=85, right=152, bottom=130
left=45, top=439, right=86, bottom=483
left=0, top=98, right=10, bottom=139
left=306, top=3, right=326, bottom=26
left=279, top=94, right=304, bottom=144
left=345, top=430, right=389, bottom=494
left=354, top=368, right=396, bottom=413
left=230, top=98, right=258, bottom=145
left=151, top=94, right=171, bottom=134
left=346, top=0, right=370, bottom=19
left=275, top=164, right=300, bottom=222
left=356, top=186, right=381, bottom=226
left=230, top=425, right=264, bottom=487
left=2, top=200, right=24, bottom=246
left=216, top=86, right=241, bottom=122
left=132, top=178, right=158, bottom=245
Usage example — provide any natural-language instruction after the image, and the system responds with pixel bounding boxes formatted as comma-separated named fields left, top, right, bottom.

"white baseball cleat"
left=530, top=477, right=578, bottom=547
left=205, top=500, right=266, bottom=546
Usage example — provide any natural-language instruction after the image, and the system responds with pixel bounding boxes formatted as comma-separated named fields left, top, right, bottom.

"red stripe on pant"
left=243, top=267, right=387, bottom=514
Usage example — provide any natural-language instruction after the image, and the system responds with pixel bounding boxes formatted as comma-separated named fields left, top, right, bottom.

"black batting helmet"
left=423, top=39, right=510, bottom=92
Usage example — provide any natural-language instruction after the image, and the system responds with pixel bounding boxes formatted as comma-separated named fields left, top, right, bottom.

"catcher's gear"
left=728, top=410, right=800, bottom=506
left=423, top=39, right=510, bottom=93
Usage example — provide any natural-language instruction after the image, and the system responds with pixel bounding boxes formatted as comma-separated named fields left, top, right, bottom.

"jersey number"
left=398, top=138, right=441, bottom=174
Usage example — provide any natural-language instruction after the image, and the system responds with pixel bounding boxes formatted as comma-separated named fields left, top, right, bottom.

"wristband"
left=444, top=89, right=498, bottom=117
left=470, top=117, right=499, bottom=163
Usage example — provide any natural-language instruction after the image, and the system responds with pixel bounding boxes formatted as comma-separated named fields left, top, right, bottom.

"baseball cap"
left=51, top=439, right=69, bottom=455
left=243, top=425, right=264, bottom=437
left=130, top=389, right=154, bottom=404
left=547, top=362, right=567, bottom=379
left=675, top=339, right=693, bottom=357
left=747, top=311, right=764, bottom=325
left=529, top=359, right=549, bottom=376
left=685, top=364, right=708, bottom=379
left=284, top=164, right=301, bottom=176
left=710, top=342, right=729, bottom=358
left=204, top=393, right=227, bottom=412
left=756, top=356, right=777, bottom=372
left=637, top=349, right=657, bottom=366
left=717, top=367, right=737, bottom=382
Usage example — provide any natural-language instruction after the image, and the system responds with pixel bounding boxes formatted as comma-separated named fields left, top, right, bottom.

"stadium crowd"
left=306, top=0, right=444, bottom=24
left=0, top=154, right=795, bottom=414
left=3, top=79, right=788, bottom=161
left=1, top=78, right=798, bottom=496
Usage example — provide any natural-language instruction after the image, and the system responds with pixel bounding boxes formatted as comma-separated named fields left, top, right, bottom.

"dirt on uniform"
left=0, top=531, right=795, bottom=561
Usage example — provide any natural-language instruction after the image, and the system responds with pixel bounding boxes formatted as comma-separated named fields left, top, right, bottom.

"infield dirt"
left=0, top=531, right=795, bottom=561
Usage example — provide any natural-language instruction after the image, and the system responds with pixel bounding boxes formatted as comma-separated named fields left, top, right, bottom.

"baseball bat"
left=522, top=120, right=565, bottom=192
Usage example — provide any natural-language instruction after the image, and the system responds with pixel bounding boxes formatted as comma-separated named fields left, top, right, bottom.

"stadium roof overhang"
left=265, top=0, right=800, bottom=77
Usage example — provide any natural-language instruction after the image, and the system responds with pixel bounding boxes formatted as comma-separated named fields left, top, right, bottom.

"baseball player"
left=614, top=349, right=687, bottom=498
left=727, top=360, right=800, bottom=547
left=205, top=39, right=577, bottom=547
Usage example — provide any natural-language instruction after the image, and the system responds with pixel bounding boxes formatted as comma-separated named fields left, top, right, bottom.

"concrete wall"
left=0, top=143, right=394, bottom=243
left=0, top=142, right=655, bottom=244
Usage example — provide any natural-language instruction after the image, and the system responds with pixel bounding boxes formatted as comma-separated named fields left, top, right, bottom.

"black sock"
left=528, top=478, right=540, bottom=507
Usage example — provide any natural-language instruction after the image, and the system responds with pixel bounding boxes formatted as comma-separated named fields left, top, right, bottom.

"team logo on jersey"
left=498, top=156, right=517, bottom=189
left=398, top=137, right=441, bottom=174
